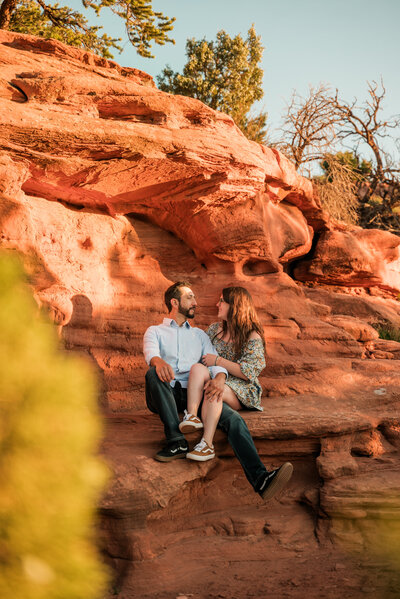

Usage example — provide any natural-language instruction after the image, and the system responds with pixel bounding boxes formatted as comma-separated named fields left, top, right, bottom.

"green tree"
left=157, top=26, right=267, bottom=143
left=0, top=0, right=175, bottom=58
left=0, top=253, right=109, bottom=599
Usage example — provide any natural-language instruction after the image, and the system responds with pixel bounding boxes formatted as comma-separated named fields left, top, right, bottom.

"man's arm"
left=143, top=326, right=175, bottom=383
left=200, top=331, right=228, bottom=379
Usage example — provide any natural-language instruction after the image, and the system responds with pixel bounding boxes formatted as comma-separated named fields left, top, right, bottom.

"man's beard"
left=178, top=304, right=195, bottom=319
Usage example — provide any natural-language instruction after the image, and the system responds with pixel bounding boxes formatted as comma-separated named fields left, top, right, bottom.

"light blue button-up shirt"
left=143, top=318, right=228, bottom=388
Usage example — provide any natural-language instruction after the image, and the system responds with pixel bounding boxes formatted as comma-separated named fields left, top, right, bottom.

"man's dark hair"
left=164, top=281, right=190, bottom=312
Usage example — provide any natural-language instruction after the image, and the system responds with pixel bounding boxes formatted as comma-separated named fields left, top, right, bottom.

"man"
left=143, top=281, right=293, bottom=501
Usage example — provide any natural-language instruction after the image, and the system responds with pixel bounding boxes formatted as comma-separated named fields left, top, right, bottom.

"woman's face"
left=216, top=294, right=229, bottom=321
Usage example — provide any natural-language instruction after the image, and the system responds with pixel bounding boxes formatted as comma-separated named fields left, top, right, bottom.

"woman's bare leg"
left=187, top=363, right=210, bottom=416
left=202, top=384, right=241, bottom=446
left=221, top=385, right=242, bottom=411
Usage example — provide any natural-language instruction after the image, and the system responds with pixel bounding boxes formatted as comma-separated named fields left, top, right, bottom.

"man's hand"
left=204, top=373, right=226, bottom=402
left=151, top=357, right=175, bottom=383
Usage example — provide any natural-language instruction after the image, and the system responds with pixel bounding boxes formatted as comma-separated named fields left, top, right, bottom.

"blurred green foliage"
left=0, top=252, right=109, bottom=599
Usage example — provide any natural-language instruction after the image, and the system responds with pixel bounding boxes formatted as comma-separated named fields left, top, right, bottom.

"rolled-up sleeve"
left=143, top=326, right=161, bottom=365
left=238, top=339, right=266, bottom=381
left=200, top=330, right=228, bottom=378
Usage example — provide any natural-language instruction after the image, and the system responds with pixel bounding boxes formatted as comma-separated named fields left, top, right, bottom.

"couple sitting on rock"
left=143, top=281, right=293, bottom=501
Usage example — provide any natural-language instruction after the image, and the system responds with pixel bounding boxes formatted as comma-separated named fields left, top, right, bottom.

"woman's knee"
left=189, top=362, right=210, bottom=380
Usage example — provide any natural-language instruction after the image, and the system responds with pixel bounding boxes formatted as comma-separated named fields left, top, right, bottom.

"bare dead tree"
left=331, top=80, right=400, bottom=203
left=279, top=84, right=342, bottom=170
left=278, top=79, right=400, bottom=233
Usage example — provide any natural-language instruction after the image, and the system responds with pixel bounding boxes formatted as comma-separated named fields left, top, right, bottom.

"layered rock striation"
left=1, top=31, right=400, bottom=598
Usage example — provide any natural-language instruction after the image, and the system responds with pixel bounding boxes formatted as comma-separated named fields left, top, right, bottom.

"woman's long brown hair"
left=214, top=287, right=265, bottom=358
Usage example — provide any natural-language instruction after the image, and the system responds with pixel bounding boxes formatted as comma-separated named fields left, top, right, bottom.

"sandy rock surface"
left=1, top=31, right=400, bottom=599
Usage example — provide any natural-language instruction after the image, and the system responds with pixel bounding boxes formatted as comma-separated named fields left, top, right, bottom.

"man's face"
left=177, top=286, right=197, bottom=319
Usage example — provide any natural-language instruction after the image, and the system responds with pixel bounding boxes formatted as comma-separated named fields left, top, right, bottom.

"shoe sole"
left=179, top=423, right=204, bottom=434
left=186, top=452, right=215, bottom=462
left=154, top=452, right=188, bottom=462
left=261, top=462, right=293, bottom=501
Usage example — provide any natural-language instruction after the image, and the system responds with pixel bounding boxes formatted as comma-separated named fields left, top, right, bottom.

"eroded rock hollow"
left=1, top=31, right=400, bottom=598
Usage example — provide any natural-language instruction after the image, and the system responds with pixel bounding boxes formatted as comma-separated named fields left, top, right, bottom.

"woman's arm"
left=214, top=355, right=249, bottom=380
left=202, top=331, right=263, bottom=381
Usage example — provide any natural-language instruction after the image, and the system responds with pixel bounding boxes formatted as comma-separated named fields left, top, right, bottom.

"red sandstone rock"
left=1, top=31, right=400, bottom=599
left=0, top=30, right=325, bottom=274
left=365, top=338, right=400, bottom=360
left=303, top=286, right=400, bottom=329
left=366, top=338, right=400, bottom=354
left=327, top=314, right=379, bottom=342
left=294, top=228, right=400, bottom=293
left=321, top=468, right=400, bottom=555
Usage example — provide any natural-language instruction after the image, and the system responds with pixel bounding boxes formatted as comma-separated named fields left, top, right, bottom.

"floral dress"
left=206, top=322, right=266, bottom=411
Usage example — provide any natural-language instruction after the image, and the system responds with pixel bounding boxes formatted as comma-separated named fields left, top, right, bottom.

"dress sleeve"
left=205, top=322, right=219, bottom=341
left=238, top=339, right=266, bottom=382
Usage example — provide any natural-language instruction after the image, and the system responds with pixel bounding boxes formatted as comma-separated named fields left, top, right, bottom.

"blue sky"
left=66, top=0, right=400, bottom=159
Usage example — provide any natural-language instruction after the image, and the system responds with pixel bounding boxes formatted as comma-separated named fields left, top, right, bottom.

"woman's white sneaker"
left=186, top=438, right=215, bottom=461
left=179, top=410, right=204, bottom=433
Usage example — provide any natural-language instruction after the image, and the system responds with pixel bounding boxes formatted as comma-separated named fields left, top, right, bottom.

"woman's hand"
left=202, top=353, right=219, bottom=367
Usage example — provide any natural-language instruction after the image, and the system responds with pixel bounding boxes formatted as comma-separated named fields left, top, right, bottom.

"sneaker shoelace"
left=194, top=438, right=212, bottom=452
left=183, top=409, right=195, bottom=422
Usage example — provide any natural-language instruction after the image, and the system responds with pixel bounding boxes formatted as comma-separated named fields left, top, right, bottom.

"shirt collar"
left=163, top=317, right=191, bottom=329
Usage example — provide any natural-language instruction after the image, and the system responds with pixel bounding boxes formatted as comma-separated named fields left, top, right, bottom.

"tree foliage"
left=157, top=26, right=268, bottom=143
left=0, top=252, right=109, bottom=599
left=8, top=0, right=120, bottom=57
left=0, top=0, right=175, bottom=58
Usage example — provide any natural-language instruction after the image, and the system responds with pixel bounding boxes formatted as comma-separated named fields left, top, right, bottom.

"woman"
left=180, top=286, right=266, bottom=461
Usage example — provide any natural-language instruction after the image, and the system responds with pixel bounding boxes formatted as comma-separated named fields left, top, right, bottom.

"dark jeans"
left=145, top=367, right=268, bottom=493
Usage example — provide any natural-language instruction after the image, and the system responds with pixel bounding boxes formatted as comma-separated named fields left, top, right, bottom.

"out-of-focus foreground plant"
left=0, top=252, right=109, bottom=598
